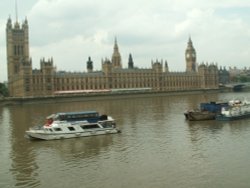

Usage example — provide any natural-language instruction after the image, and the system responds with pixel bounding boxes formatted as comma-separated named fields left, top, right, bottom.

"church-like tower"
left=111, top=37, right=122, bottom=69
left=6, top=17, right=31, bottom=96
left=185, top=37, right=196, bottom=72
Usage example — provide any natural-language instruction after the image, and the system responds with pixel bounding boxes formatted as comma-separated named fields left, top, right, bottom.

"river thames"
left=1, top=91, right=250, bottom=188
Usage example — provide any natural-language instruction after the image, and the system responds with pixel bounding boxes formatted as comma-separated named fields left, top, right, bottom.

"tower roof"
left=113, top=37, right=119, bottom=51
left=186, top=36, right=196, bottom=52
left=187, top=36, right=193, bottom=48
left=112, top=37, right=121, bottom=57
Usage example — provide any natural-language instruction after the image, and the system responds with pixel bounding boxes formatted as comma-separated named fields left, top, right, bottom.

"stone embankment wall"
left=0, top=89, right=227, bottom=106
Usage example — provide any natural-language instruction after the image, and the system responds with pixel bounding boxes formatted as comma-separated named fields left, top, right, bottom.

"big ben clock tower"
left=185, top=37, right=196, bottom=72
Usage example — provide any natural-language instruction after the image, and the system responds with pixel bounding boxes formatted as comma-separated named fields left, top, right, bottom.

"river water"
left=1, top=92, right=250, bottom=188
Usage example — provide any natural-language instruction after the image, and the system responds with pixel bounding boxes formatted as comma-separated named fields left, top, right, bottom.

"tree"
left=0, top=83, right=9, bottom=97
left=236, top=75, right=250, bottom=83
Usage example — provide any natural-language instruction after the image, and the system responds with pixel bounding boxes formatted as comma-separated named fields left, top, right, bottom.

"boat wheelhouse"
left=26, top=111, right=120, bottom=140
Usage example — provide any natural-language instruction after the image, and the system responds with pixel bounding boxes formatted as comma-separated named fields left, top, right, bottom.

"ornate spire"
left=165, top=60, right=169, bottom=72
left=114, top=37, right=118, bottom=48
left=24, top=16, right=28, bottom=24
left=187, top=36, right=194, bottom=49
left=128, top=53, right=134, bottom=69
left=7, top=16, right=12, bottom=29
left=87, top=56, right=93, bottom=72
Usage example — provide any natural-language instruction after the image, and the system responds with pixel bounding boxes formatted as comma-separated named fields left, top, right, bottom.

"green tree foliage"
left=237, top=75, right=250, bottom=83
left=0, top=83, right=9, bottom=97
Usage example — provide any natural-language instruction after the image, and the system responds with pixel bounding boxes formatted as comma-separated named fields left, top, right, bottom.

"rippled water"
left=1, top=92, right=250, bottom=188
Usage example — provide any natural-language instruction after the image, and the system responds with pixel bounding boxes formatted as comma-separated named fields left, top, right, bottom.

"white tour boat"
left=26, top=111, right=120, bottom=140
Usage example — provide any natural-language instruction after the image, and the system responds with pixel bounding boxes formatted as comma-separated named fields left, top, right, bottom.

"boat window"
left=54, top=128, right=62, bottom=131
left=58, top=112, right=99, bottom=122
left=49, top=129, right=53, bottom=132
left=80, top=124, right=100, bottom=130
left=101, top=121, right=113, bottom=128
left=68, top=127, right=75, bottom=131
left=99, top=115, right=108, bottom=121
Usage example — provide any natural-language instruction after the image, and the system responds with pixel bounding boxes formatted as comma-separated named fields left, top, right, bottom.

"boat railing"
left=31, top=125, right=44, bottom=130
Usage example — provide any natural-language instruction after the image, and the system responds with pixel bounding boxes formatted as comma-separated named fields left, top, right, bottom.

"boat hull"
left=216, top=112, right=250, bottom=121
left=184, top=111, right=216, bottom=121
left=26, top=128, right=120, bottom=140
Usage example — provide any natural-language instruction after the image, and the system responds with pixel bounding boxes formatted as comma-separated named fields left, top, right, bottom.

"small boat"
left=26, top=111, right=121, bottom=140
left=184, top=101, right=228, bottom=121
left=216, top=99, right=250, bottom=121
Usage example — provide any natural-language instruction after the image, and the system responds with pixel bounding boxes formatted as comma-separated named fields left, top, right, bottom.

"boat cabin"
left=48, top=111, right=102, bottom=123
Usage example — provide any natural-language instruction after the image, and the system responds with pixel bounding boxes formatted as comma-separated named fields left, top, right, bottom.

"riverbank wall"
left=0, top=88, right=230, bottom=106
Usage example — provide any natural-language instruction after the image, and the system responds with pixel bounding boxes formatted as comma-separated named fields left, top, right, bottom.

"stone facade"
left=6, top=18, right=219, bottom=97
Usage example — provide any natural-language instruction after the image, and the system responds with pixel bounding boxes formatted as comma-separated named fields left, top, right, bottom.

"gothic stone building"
left=6, top=17, right=219, bottom=97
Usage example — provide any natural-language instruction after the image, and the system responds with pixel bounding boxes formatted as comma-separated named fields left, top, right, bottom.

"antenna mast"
left=15, top=0, right=18, bottom=22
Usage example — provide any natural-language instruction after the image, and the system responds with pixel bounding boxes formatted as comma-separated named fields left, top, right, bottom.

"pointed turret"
left=165, top=60, right=169, bottom=72
left=128, top=53, right=134, bottom=69
left=6, top=16, right=12, bottom=29
left=22, top=17, right=28, bottom=29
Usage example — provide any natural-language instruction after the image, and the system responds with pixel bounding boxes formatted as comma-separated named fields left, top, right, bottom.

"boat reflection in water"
left=26, top=111, right=121, bottom=140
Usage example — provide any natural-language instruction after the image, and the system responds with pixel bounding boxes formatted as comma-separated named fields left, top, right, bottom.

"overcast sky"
left=0, top=0, right=250, bottom=82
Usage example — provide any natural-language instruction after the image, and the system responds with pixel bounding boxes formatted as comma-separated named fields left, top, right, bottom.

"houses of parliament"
left=6, top=17, right=219, bottom=97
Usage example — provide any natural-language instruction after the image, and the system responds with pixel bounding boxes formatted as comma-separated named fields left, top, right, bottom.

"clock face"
left=186, top=53, right=190, bottom=58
